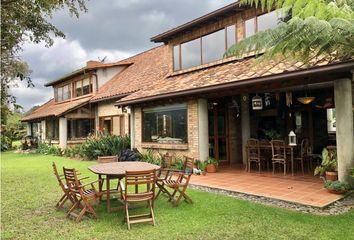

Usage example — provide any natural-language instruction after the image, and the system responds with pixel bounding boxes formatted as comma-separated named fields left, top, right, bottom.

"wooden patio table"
left=88, top=161, right=160, bottom=212
left=256, top=143, right=298, bottom=176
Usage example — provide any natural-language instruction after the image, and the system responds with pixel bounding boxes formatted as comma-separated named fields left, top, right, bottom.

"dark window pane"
left=226, top=25, right=236, bottom=49
left=202, top=29, right=225, bottom=64
left=82, top=78, right=90, bottom=95
left=257, top=11, right=279, bottom=32
left=46, top=119, right=59, bottom=139
left=142, top=104, right=188, bottom=143
left=68, top=119, right=93, bottom=139
left=245, top=18, right=256, bottom=38
left=181, top=38, right=201, bottom=69
left=76, top=81, right=82, bottom=97
left=173, top=45, right=180, bottom=71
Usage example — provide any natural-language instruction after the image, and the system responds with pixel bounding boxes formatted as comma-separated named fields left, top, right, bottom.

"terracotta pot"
left=202, top=171, right=207, bottom=176
left=206, top=164, right=217, bottom=173
left=325, top=171, right=338, bottom=181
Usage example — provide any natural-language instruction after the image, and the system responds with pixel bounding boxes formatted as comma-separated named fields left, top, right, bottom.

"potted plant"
left=314, top=148, right=338, bottom=181
left=205, top=157, right=218, bottom=173
left=324, top=180, right=352, bottom=194
left=198, top=161, right=207, bottom=176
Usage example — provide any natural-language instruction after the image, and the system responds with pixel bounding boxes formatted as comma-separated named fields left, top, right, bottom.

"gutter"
left=89, top=93, right=132, bottom=103
left=115, top=60, right=354, bottom=106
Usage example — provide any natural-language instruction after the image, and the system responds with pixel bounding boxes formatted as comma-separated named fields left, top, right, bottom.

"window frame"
left=74, top=78, right=92, bottom=98
left=67, top=118, right=95, bottom=140
left=141, top=104, right=188, bottom=144
left=172, top=24, right=237, bottom=72
left=55, top=83, right=71, bottom=102
left=99, top=115, right=126, bottom=136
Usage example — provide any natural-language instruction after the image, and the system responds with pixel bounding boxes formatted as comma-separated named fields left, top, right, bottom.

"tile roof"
left=44, top=61, right=132, bottom=87
left=117, top=56, right=354, bottom=105
left=90, top=45, right=169, bottom=102
left=22, top=95, right=92, bottom=121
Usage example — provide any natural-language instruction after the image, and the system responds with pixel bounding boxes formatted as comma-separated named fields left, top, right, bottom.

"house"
left=23, top=2, right=353, bottom=181
left=113, top=2, right=353, bottom=181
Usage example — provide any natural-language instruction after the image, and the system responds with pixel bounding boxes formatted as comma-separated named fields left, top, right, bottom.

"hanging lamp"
left=297, top=85, right=315, bottom=105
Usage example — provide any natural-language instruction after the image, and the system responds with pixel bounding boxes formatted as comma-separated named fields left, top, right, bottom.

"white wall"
left=95, top=66, right=127, bottom=90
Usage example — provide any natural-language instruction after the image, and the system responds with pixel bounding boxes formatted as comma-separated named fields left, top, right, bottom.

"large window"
left=142, top=104, right=188, bottom=144
left=245, top=17, right=256, bottom=38
left=67, top=119, right=94, bottom=139
left=245, top=10, right=280, bottom=37
left=46, top=118, right=59, bottom=140
left=181, top=38, right=201, bottom=69
left=173, top=25, right=237, bottom=71
left=202, top=29, right=225, bottom=64
left=257, top=11, right=279, bottom=32
left=56, top=84, right=71, bottom=102
left=75, top=78, right=92, bottom=97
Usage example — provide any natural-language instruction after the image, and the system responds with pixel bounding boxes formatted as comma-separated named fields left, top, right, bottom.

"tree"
left=1, top=0, right=87, bottom=107
left=225, top=0, right=354, bottom=66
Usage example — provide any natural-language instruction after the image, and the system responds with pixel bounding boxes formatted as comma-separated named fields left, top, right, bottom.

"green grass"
left=1, top=151, right=354, bottom=240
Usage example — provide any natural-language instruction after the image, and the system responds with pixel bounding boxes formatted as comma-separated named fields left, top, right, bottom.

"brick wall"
left=134, top=99, right=200, bottom=160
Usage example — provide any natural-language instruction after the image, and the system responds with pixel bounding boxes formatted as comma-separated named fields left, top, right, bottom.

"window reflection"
left=143, top=104, right=188, bottom=144
left=257, top=11, right=279, bottom=32
left=245, top=18, right=256, bottom=38
left=202, top=29, right=225, bottom=64
left=181, top=39, right=201, bottom=69
left=173, top=45, right=180, bottom=71
left=226, top=25, right=236, bottom=49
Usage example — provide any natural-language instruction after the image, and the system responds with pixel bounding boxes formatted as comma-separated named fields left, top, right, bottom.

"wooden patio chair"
left=270, top=140, right=289, bottom=175
left=97, top=155, right=120, bottom=201
left=294, top=139, right=309, bottom=175
left=52, top=162, right=76, bottom=209
left=162, top=156, right=194, bottom=207
left=63, top=167, right=102, bottom=222
left=246, top=139, right=261, bottom=173
left=120, top=169, right=156, bottom=230
left=155, top=152, right=174, bottom=199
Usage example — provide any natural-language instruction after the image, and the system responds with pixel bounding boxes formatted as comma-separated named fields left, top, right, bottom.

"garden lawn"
left=1, top=152, right=354, bottom=240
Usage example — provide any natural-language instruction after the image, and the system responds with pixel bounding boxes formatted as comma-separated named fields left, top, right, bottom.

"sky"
left=11, top=0, right=235, bottom=111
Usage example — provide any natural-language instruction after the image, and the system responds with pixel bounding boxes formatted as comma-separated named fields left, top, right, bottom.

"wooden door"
left=208, top=103, right=229, bottom=165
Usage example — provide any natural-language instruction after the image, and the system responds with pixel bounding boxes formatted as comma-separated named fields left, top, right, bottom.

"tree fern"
left=225, top=0, right=354, bottom=65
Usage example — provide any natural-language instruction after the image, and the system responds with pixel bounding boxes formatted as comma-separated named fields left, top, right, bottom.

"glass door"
left=208, top=101, right=229, bottom=165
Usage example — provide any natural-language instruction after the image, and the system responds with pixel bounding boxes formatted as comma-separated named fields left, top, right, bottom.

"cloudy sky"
left=11, top=0, right=235, bottom=111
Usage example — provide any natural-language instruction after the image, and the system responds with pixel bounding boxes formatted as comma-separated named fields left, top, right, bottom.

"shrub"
left=138, top=149, right=162, bottom=165
left=63, top=145, right=82, bottom=158
left=36, top=142, right=62, bottom=156
left=80, top=134, right=130, bottom=160
left=1, top=135, right=12, bottom=151
left=324, top=181, right=352, bottom=192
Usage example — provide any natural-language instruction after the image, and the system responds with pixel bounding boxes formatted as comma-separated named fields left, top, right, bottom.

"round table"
left=88, top=161, right=160, bottom=212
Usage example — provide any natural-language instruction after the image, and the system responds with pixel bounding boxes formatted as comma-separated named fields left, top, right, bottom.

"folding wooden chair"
left=163, top=156, right=194, bottom=207
left=155, top=152, right=174, bottom=199
left=52, top=162, right=75, bottom=209
left=120, top=169, right=156, bottom=230
left=63, top=167, right=102, bottom=222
